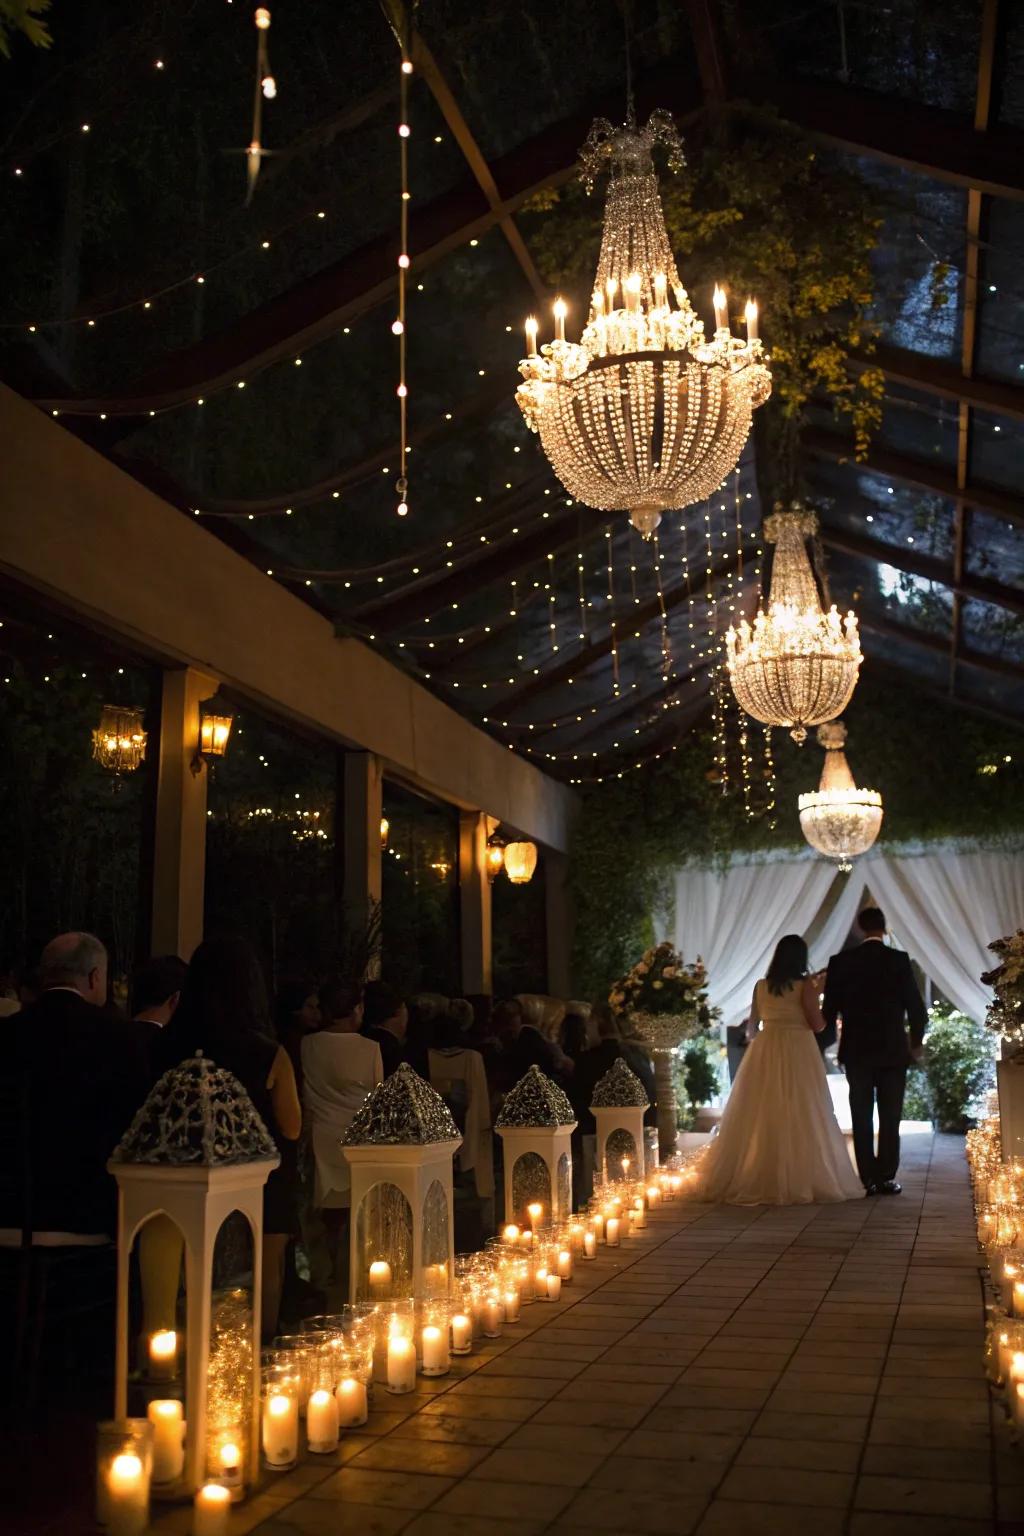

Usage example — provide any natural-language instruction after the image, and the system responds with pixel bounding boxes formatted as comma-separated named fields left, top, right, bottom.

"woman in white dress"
left=697, top=935, right=863, bottom=1206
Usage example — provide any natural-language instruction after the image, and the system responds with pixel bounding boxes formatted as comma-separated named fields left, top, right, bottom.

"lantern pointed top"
left=111, top=1053, right=278, bottom=1166
left=342, top=1062, right=460, bottom=1146
left=590, top=1056, right=650, bottom=1110
left=495, top=1063, right=575, bottom=1128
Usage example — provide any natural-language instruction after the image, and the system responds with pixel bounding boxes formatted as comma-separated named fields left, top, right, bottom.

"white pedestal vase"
left=627, top=1012, right=698, bottom=1161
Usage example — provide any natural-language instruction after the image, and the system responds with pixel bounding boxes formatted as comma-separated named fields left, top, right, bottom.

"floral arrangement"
left=609, top=940, right=713, bottom=1025
left=982, top=930, right=1024, bottom=1049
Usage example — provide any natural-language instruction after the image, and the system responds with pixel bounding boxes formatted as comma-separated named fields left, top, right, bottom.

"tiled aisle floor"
left=171, top=1133, right=1024, bottom=1536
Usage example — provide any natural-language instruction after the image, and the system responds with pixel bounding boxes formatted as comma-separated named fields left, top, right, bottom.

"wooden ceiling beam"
left=820, top=523, right=1024, bottom=619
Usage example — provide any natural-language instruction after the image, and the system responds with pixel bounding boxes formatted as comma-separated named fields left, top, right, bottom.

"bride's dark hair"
left=766, top=934, right=809, bottom=995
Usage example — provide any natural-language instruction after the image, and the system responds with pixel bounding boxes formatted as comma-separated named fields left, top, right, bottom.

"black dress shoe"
left=864, top=1184, right=880, bottom=1196
left=879, top=1180, right=902, bottom=1195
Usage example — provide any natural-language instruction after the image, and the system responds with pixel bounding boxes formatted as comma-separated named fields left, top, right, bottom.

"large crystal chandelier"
left=725, top=504, right=862, bottom=742
left=799, top=721, right=882, bottom=871
left=515, top=111, right=771, bottom=539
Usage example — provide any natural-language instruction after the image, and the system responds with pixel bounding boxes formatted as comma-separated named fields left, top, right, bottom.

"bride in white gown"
left=697, top=934, right=863, bottom=1206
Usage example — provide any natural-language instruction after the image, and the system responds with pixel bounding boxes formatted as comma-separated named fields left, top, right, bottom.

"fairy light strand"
left=605, top=526, right=621, bottom=697
left=394, top=37, right=413, bottom=517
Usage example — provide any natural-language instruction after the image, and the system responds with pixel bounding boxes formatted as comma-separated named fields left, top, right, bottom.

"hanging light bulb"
left=798, top=722, right=882, bottom=871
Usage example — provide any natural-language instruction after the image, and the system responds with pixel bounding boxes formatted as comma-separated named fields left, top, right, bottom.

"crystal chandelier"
left=725, top=504, right=862, bottom=742
left=799, top=721, right=882, bottom=872
left=515, top=111, right=771, bottom=539
left=92, top=704, right=147, bottom=775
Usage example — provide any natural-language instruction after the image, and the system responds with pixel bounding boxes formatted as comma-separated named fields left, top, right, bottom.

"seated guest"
left=1, top=932, right=148, bottom=1244
left=275, top=978, right=322, bottom=1093
left=302, top=980, right=382, bottom=1294
left=131, top=954, right=187, bottom=1048
left=162, top=936, right=302, bottom=1339
left=361, top=980, right=408, bottom=1077
left=494, top=997, right=571, bottom=1088
left=560, top=1011, right=590, bottom=1065
left=448, top=997, right=475, bottom=1037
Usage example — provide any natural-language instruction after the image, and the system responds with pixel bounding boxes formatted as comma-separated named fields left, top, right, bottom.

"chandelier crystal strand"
left=516, top=111, right=771, bottom=539
left=763, top=725, right=777, bottom=829
left=726, top=504, right=862, bottom=743
left=799, top=721, right=883, bottom=871
left=394, top=36, right=413, bottom=517
left=651, top=533, right=672, bottom=680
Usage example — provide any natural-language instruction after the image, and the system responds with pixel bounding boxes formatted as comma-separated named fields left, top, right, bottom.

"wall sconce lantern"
left=93, top=704, right=147, bottom=775
left=192, top=708, right=234, bottom=776
left=502, top=840, right=538, bottom=885
left=486, top=843, right=506, bottom=881
left=380, top=816, right=390, bottom=851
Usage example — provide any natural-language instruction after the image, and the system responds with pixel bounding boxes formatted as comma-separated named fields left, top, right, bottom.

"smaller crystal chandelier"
left=92, top=704, right=147, bottom=775
left=725, top=503, right=862, bottom=742
left=799, top=721, right=882, bottom=871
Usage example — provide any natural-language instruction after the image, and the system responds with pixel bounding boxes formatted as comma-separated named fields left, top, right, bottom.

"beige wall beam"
left=151, top=666, right=217, bottom=961
left=0, top=385, right=574, bottom=852
left=545, top=851, right=573, bottom=1000
left=459, top=810, right=493, bottom=996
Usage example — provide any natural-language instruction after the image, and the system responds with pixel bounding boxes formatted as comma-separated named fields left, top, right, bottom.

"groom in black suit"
left=823, top=906, right=927, bottom=1196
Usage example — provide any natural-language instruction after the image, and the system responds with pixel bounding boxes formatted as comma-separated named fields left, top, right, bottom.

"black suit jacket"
left=3, top=990, right=150, bottom=1236
left=823, top=941, right=927, bottom=1070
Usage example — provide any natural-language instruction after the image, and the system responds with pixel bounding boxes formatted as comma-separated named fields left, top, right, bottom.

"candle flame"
left=553, top=298, right=567, bottom=320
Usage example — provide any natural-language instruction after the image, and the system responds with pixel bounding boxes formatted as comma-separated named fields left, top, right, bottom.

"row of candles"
left=965, top=1110, right=1024, bottom=1433
left=523, top=280, right=759, bottom=357
left=96, top=1160, right=698, bottom=1533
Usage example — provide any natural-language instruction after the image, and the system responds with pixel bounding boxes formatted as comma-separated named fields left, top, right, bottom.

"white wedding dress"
left=696, top=978, right=863, bottom=1206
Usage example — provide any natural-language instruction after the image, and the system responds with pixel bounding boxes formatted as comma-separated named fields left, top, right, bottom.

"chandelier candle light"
left=798, top=721, right=882, bottom=871
left=516, top=110, right=771, bottom=539
left=726, top=505, right=862, bottom=742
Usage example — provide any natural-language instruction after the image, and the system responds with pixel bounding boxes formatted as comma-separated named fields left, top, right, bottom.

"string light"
left=393, top=26, right=412, bottom=517
left=247, top=8, right=275, bottom=201
left=605, top=527, right=620, bottom=697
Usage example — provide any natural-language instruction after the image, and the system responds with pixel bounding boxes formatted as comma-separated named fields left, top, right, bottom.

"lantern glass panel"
left=355, top=1182, right=413, bottom=1303
left=556, top=1153, right=571, bottom=1221
left=511, top=1152, right=552, bottom=1229
left=134, top=1213, right=185, bottom=1377
left=606, top=1128, right=638, bottom=1177
left=422, top=1179, right=450, bottom=1299
left=207, top=1214, right=256, bottom=1485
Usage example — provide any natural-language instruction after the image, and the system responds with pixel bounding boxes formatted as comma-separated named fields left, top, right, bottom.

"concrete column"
left=342, top=751, right=383, bottom=978
left=545, top=850, right=573, bottom=999
left=459, top=810, right=492, bottom=995
left=151, top=666, right=217, bottom=961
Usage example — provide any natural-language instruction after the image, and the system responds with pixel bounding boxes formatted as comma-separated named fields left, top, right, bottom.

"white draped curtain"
left=672, top=845, right=1024, bottom=1026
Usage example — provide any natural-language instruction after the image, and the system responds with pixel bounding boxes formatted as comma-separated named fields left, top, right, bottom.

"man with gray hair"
left=1, top=931, right=148, bottom=1244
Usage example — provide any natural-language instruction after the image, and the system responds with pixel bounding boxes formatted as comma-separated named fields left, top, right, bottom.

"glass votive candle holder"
left=368, top=1257, right=395, bottom=1301
left=306, top=1380, right=340, bottom=1454
left=568, top=1222, right=585, bottom=1256
left=481, top=1292, right=504, bottom=1338
left=385, top=1319, right=418, bottom=1395
left=533, top=1261, right=550, bottom=1300
left=545, top=1271, right=562, bottom=1302
left=335, top=1340, right=372, bottom=1427
left=273, top=1335, right=315, bottom=1416
left=261, top=1369, right=300, bottom=1472
left=605, top=1215, right=621, bottom=1247
left=556, top=1246, right=573, bottom=1282
left=420, top=1302, right=451, bottom=1377
left=210, top=1432, right=244, bottom=1501
left=193, top=1482, right=231, bottom=1536
left=583, top=1228, right=597, bottom=1260
left=96, top=1420, right=153, bottom=1536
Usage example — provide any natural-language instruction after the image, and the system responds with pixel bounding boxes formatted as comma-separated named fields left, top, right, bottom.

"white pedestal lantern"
left=590, top=1058, right=650, bottom=1184
left=343, top=1063, right=462, bottom=1309
left=109, top=1054, right=278, bottom=1501
left=495, top=1065, right=576, bottom=1230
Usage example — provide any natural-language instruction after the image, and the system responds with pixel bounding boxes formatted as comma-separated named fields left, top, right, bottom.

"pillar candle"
left=192, top=1483, right=231, bottom=1536
left=646, top=1185, right=660, bottom=1208
left=421, top=1324, right=450, bottom=1375
left=104, top=1453, right=149, bottom=1536
left=262, top=1393, right=298, bottom=1469
left=606, top=1217, right=620, bottom=1248
left=590, top=1212, right=604, bottom=1242
left=147, top=1399, right=184, bottom=1484
left=534, top=1266, right=549, bottom=1300
left=521, top=1229, right=534, bottom=1249
left=368, top=1260, right=392, bottom=1298
left=336, top=1376, right=368, bottom=1427
left=633, top=1199, right=647, bottom=1230
left=148, top=1329, right=177, bottom=1381
left=483, top=1297, right=504, bottom=1338
left=557, top=1249, right=573, bottom=1282
left=745, top=298, right=759, bottom=342
left=713, top=284, right=729, bottom=332
left=504, top=1288, right=521, bottom=1323
left=1008, top=1350, right=1024, bottom=1407
left=387, top=1335, right=416, bottom=1394
left=215, top=1439, right=243, bottom=1500
left=583, top=1231, right=597, bottom=1260
left=450, top=1313, right=473, bottom=1354
left=525, top=317, right=538, bottom=357
left=503, top=1223, right=520, bottom=1245
left=307, top=1388, right=339, bottom=1453
left=545, top=1272, right=562, bottom=1302
left=1013, top=1278, right=1024, bottom=1320
left=527, top=1202, right=544, bottom=1230
left=553, top=298, right=567, bottom=343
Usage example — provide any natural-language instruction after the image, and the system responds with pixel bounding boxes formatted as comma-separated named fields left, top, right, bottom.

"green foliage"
left=682, top=1036, right=722, bottom=1110
left=0, top=0, right=50, bottom=58
left=902, top=1066, right=933, bottom=1123
left=521, top=105, right=884, bottom=498
left=569, top=673, right=1024, bottom=999
left=920, top=1002, right=996, bottom=1132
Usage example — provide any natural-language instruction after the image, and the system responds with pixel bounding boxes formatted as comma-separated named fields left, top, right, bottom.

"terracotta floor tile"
left=433, top=1477, right=576, bottom=1521
left=734, top=1435, right=862, bottom=1473
left=466, top=1446, right=603, bottom=1487
left=308, top=1466, right=455, bottom=1509
left=695, top=1498, right=847, bottom=1536
left=560, top=1486, right=710, bottom=1534
left=854, top=1474, right=993, bottom=1519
